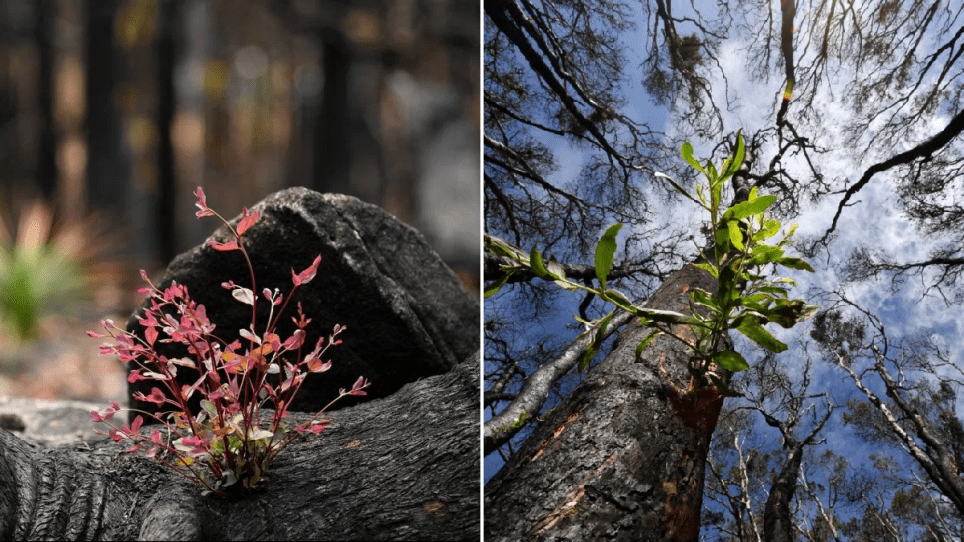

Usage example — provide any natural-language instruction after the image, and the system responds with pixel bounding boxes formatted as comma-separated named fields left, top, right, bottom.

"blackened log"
left=128, top=188, right=479, bottom=421
left=0, top=351, right=480, bottom=541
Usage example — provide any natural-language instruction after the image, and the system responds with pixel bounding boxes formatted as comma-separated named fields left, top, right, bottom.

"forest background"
left=0, top=0, right=479, bottom=404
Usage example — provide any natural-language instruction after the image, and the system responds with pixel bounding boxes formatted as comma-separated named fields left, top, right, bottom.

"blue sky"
left=484, top=0, right=964, bottom=527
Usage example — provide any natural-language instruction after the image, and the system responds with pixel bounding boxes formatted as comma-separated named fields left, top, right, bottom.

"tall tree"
left=155, top=0, right=180, bottom=264
left=85, top=0, right=126, bottom=217
left=484, top=0, right=964, bottom=539
left=34, top=0, right=56, bottom=201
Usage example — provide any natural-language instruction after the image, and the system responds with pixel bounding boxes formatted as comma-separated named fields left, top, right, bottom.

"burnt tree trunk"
left=484, top=263, right=730, bottom=541
left=0, top=351, right=480, bottom=541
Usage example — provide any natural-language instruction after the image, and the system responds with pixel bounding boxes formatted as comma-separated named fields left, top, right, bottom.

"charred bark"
left=0, top=351, right=480, bottom=541
left=484, top=264, right=730, bottom=542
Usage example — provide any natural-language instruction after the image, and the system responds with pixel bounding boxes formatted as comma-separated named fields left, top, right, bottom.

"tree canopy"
left=484, top=0, right=964, bottom=539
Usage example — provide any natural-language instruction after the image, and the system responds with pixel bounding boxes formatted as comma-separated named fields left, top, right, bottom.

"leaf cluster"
left=90, top=187, right=370, bottom=496
left=485, top=133, right=817, bottom=395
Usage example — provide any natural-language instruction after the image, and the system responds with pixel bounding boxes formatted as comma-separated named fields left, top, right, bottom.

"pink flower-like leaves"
left=292, top=255, right=322, bottom=286
left=207, top=238, right=240, bottom=252
left=90, top=187, right=364, bottom=496
left=194, top=187, right=215, bottom=218
left=236, top=208, right=259, bottom=236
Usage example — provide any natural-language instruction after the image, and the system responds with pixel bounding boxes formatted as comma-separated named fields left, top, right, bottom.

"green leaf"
left=726, top=132, right=746, bottom=179
left=604, top=288, right=633, bottom=309
left=484, top=272, right=512, bottom=298
left=579, top=312, right=614, bottom=371
left=777, top=257, right=815, bottom=272
left=546, top=257, right=567, bottom=281
left=727, top=220, right=745, bottom=251
left=655, top=172, right=703, bottom=206
left=635, top=331, right=661, bottom=359
left=485, top=240, right=514, bottom=258
left=755, top=219, right=781, bottom=240
left=681, top=142, right=707, bottom=176
left=715, top=226, right=731, bottom=252
left=530, top=246, right=555, bottom=280
left=724, top=195, right=776, bottom=220
left=595, top=223, right=622, bottom=289
left=756, top=286, right=789, bottom=297
left=712, top=350, right=749, bottom=372
left=779, top=223, right=799, bottom=246
left=749, top=245, right=784, bottom=266
left=690, top=287, right=717, bottom=309
left=694, top=262, right=719, bottom=278
left=736, top=317, right=788, bottom=353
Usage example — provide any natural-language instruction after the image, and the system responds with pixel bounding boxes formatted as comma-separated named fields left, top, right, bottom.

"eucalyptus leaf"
left=777, top=257, right=815, bottom=272
left=579, top=312, right=614, bottom=371
left=635, top=331, right=661, bottom=359
left=655, top=172, right=703, bottom=206
left=724, top=195, right=776, bottom=220
left=529, top=246, right=555, bottom=280
left=737, top=317, right=788, bottom=353
left=694, top=262, right=719, bottom=278
left=727, top=220, right=745, bottom=251
left=484, top=272, right=512, bottom=299
left=681, top=142, right=707, bottom=176
left=712, top=350, right=749, bottom=372
left=595, top=223, right=622, bottom=289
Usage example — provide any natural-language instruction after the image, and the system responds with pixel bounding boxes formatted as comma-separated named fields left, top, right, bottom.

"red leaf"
left=292, top=255, right=322, bottom=286
left=236, top=208, right=259, bottom=236
left=349, top=376, right=370, bottom=396
left=194, top=186, right=214, bottom=218
left=146, top=388, right=166, bottom=405
left=282, top=329, right=306, bottom=351
left=207, top=239, right=240, bottom=252
left=306, top=356, right=331, bottom=373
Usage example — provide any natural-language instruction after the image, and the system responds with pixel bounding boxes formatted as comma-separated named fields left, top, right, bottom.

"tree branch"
left=813, top=106, right=964, bottom=252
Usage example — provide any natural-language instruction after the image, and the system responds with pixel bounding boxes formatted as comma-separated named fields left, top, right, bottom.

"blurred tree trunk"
left=156, top=0, right=179, bottom=265
left=313, top=32, right=351, bottom=195
left=35, top=0, right=56, bottom=201
left=84, top=0, right=126, bottom=218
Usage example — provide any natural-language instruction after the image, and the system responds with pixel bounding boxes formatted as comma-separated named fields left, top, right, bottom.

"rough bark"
left=483, top=310, right=635, bottom=456
left=484, top=263, right=730, bottom=542
left=128, top=188, right=479, bottom=421
left=0, top=351, right=480, bottom=541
